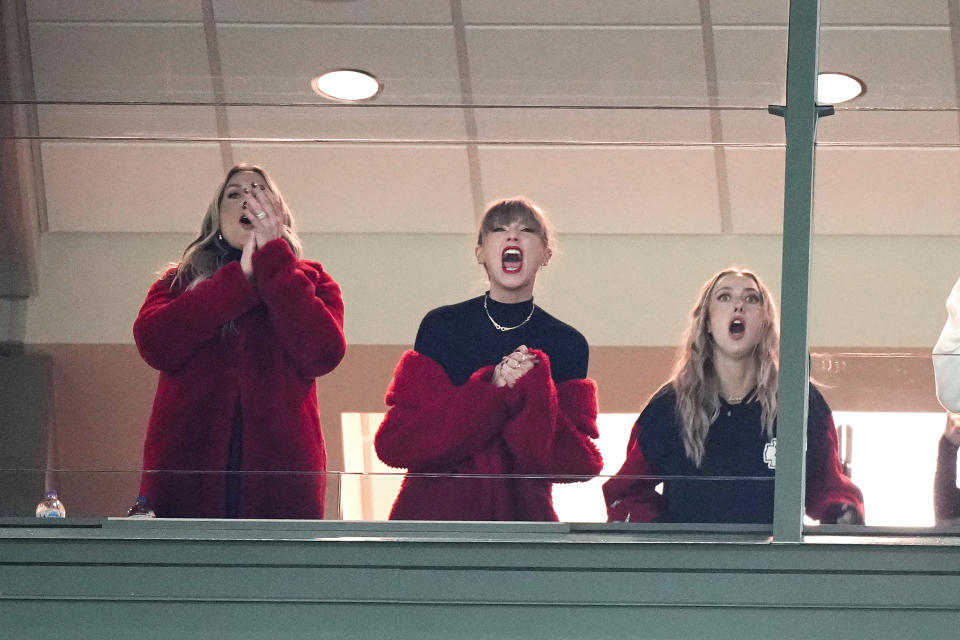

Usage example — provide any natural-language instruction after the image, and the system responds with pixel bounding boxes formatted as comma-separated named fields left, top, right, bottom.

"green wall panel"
left=2, top=522, right=959, bottom=639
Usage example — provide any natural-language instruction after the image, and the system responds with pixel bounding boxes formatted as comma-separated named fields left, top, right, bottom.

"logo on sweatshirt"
left=763, top=438, right=777, bottom=470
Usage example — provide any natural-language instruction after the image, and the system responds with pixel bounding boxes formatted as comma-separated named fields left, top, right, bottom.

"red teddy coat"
left=134, top=239, right=346, bottom=519
left=375, top=349, right=603, bottom=521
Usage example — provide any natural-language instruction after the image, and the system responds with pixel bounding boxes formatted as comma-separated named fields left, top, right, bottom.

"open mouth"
left=501, top=247, right=522, bottom=274
left=729, top=318, right=745, bottom=337
left=239, top=215, right=252, bottom=227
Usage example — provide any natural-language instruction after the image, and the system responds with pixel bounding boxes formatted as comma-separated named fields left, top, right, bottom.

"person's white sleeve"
left=933, top=276, right=960, bottom=412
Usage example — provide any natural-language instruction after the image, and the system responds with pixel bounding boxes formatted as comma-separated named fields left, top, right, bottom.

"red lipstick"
left=501, top=246, right=522, bottom=274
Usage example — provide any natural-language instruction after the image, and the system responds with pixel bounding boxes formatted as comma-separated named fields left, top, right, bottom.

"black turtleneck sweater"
left=413, top=294, right=588, bottom=386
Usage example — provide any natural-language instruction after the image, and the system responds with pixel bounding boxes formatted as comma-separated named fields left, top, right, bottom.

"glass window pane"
left=811, top=0, right=959, bottom=532
left=0, top=1, right=821, bottom=534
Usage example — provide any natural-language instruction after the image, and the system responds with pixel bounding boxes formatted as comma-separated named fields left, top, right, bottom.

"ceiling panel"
left=477, top=146, right=721, bottom=234
left=18, top=3, right=960, bottom=239
left=713, top=27, right=787, bottom=105
left=231, top=143, right=476, bottom=233
left=461, top=1, right=702, bottom=25
left=709, top=1, right=788, bottom=25
left=819, top=110, right=960, bottom=145
left=466, top=26, right=707, bottom=106
left=29, top=23, right=213, bottom=102
left=820, top=27, right=955, bottom=109
left=42, top=142, right=224, bottom=232
left=718, top=110, right=785, bottom=145
left=216, top=25, right=462, bottom=105
left=475, top=106, right=714, bottom=144
left=709, top=0, right=947, bottom=26
left=27, top=0, right=202, bottom=22
left=821, top=1, right=949, bottom=26
left=213, top=0, right=451, bottom=24
left=813, top=148, right=960, bottom=235
left=226, top=105, right=469, bottom=141
left=37, top=105, right=219, bottom=139
left=709, top=0, right=949, bottom=26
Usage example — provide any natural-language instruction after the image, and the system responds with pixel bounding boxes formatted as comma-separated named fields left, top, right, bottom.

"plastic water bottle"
left=126, top=496, right=156, bottom=519
left=35, top=490, right=66, bottom=518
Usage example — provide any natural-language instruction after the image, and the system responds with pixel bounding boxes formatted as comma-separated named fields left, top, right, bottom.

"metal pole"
left=771, top=0, right=825, bottom=542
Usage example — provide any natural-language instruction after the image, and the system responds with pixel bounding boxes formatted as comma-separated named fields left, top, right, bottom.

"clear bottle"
left=35, top=490, right=66, bottom=518
left=126, top=496, right=156, bottom=519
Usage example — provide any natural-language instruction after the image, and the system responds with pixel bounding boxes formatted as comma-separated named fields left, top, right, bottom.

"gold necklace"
left=725, top=389, right=753, bottom=404
left=484, top=293, right=535, bottom=332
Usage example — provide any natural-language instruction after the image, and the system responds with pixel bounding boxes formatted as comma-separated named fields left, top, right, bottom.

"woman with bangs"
left=603, top=267, right=864, bottom=524
left=134, top=163, right=346, bottom=518
left=375, top=197, right=603, bottom=520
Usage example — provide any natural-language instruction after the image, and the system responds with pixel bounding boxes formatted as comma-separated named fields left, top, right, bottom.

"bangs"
left=479, top=201, right=544, bottom=238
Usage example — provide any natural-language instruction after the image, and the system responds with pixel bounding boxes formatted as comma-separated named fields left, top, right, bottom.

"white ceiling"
left=17, top=0, right=960, bottom=236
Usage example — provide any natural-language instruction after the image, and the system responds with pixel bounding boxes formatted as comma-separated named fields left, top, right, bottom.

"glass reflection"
left=810, top=0, right=960, bottom=533
left=22, top=1, right=951, bottom=534
left=809, top=351, right=960, bottom=529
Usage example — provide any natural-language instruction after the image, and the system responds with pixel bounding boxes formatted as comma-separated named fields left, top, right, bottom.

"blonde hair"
left=171, top=163, right=302, bottom=292
left=476, top=197, right=555, bottom=254
left=670, top=267, right=780, bottom=467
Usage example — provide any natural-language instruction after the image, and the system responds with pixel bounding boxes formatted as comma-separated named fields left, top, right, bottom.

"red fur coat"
left=134, top=239, right=346, bottom=518
left=375, top=349, right=603, bottom=521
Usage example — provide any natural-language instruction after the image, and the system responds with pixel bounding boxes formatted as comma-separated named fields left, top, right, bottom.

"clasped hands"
left=493, top=345, right=540, bottom=388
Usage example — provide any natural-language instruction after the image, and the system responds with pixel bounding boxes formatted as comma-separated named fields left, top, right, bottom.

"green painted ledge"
left=2, top=520, right=959, bottom=640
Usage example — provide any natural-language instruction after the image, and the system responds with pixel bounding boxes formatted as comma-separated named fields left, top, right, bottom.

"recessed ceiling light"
left=817, top=72, right=865, bottom=104
left=312, top=69, right=381, bottom=102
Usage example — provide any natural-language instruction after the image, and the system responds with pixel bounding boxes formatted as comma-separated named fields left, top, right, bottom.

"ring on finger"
left=255, top=211, right=267, bottom=220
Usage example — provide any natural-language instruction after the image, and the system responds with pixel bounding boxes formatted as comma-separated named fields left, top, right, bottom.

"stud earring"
left=218, top=232, right=223, bottom=241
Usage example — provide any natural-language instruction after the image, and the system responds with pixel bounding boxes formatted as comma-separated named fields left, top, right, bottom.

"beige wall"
left=24, top=231, right=960, bottom=347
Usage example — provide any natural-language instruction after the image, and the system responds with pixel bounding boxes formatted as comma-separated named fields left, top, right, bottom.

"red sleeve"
left=500, top=349, right=603, bottom=479
left=804, top=410, right=865, bottom=522
left=602, top=421, right=663, bottom=522
left=133, top=262, right=259, bottom=372
left=375, top=351, right=511, bottom=470
left=252, top=239, right=346, bottom=378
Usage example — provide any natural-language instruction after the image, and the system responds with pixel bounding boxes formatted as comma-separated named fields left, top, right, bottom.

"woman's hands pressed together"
left=493, top=345, right=540, bottom=388
left=240, top=181, right=285, bottom=279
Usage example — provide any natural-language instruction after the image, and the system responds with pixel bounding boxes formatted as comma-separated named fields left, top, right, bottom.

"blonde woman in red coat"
left=134, top=164, right=346, bottom=518
left=375, top=198, right=602, bottom=521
